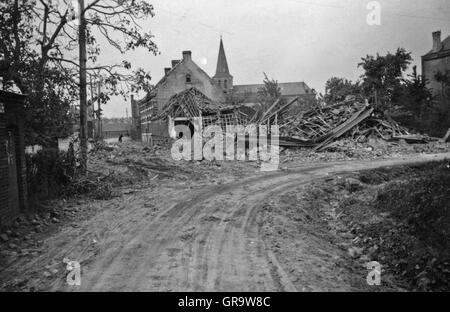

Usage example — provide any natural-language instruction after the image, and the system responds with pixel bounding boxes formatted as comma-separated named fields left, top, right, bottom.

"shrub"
left=26, top=147, right=76, bottom=202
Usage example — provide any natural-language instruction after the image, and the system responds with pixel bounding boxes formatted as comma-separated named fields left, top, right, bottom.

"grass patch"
left=346, top=160, right=450, bottom=291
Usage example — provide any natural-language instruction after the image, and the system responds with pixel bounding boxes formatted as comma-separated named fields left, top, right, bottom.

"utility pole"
left=97, top=81, right=102, bottom=139
left=78, top=0, right=88, bottom=173
left=89, top=74, right=94, bottom=138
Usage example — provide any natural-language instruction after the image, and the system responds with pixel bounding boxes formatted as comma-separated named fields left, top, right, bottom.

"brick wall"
left=0, top=103, right=8, bottom=227
left=0, top=91, right=28, bottom=227
left=422, top=51, right=450, bottom=98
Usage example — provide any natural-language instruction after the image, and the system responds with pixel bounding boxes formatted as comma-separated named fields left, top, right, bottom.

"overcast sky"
left=100, top=0, right=450, bottom=118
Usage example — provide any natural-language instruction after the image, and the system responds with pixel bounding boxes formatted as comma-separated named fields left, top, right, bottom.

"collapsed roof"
left=153, top=87, right=241, bottom=120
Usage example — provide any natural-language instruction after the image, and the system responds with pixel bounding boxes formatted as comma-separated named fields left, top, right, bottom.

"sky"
left=99, top=0, right=450, bottom=117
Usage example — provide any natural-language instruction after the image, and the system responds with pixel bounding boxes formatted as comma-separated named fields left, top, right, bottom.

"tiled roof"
left=424, top=34, right=450, bottom=55
left=233, top=81, right=312, bottom=96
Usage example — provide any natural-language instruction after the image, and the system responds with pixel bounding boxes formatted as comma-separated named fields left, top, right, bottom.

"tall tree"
left=435, top=70, right=450, bottom=99
left=400, top=66, right=433, bottom=117
left=1, top=0, right=158, bottom=165
left=324, top=77, right=361, bottom=103
left=358, top=48, right=412, bottom=110
left=1, top=0, right=78, bottom=146
left=257, top=72, right=282, bottom=108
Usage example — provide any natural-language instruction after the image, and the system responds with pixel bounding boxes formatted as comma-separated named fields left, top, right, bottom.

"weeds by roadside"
left=341, top=160, right=450, bottom=291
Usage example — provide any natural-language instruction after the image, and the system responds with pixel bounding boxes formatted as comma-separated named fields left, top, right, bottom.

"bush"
left=393, top=97, right=450, bottom=137
left=26, top=147, right=76, bottom=202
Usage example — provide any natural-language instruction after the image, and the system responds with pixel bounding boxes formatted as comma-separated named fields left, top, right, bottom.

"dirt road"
left=2, top=153, right=450, bottom=291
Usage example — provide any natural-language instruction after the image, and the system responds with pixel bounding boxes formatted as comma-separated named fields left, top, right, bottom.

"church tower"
left=213, top=37, right=233, bottom=93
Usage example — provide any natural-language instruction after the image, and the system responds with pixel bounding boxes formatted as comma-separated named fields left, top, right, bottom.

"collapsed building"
left=134, top=38, right=314, bottom=143
left=131, top=37, right=446, bottom=152
left=151, top=87, right=253, bottom=142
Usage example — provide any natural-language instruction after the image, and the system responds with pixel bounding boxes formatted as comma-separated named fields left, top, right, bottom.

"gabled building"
left=422, top=31, right=450, bottom=98
left=137, top=38, right=314, bottom=142
left=138, top=50, right=226, bottom=140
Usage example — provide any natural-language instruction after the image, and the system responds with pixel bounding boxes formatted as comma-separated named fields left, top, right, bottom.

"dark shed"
left=0, top=90, right=28, bottom=227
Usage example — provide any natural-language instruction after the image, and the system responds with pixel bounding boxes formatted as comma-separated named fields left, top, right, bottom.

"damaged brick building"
left=135, top=38, right=314, bottom=142
left=422, top=30, right=450, bottom=98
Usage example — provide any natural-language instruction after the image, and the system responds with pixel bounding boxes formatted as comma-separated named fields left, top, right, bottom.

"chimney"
left=432, top=31, right=442, bottom=52
left=171, top=60, right=180, bottom=68
left=182, top=51, right=192, bottom=61
left=164, top=67, right=171, bottom=75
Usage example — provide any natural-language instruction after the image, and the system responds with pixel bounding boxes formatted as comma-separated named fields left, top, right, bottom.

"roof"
left=135, top=59, right=184, bottom=105
left=0, top=89, right=27, bottom=101
left=424, top=34, right=450, bottom=55
left=136, top=53, right=226, bottom=106
left=233, top=81, right=313, bottom=96
left=440, top=35, right=450, bottom=51
left=154, top=87, right=234, bottom=120
left=213, top=38, right=232, bottom=79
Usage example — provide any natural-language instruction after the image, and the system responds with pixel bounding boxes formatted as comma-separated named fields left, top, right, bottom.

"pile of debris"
left=257, top=96, right=436, bottom=151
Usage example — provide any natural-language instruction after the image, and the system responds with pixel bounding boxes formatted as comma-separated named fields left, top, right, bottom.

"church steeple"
left=213, top=36, right=233, bottom=93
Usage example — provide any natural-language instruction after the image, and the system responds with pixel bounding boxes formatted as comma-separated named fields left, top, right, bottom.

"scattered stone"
left=0, top=233, right=8, bottom=242
left=10, top=231, right=20, bottom=238
left=16, top=215, right=26, bottom=223
left=348, top=246, right=364, bottom=258
left=359, top=254, right=370, bottom=262
left=344, top=178, right=364, bottom=193
left=20, top=250, right=29, bottom=257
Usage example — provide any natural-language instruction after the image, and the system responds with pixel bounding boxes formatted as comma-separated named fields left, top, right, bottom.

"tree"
left=1, top=1, right=158, bottom=169
left=1, top=0, right=79, bottom=147
left=400, top=66, right=433, bottom=117
left=435, top=70, right=450, bottom=99
left=358, top=48, right=412, bottom=110
left=324, top=77, right=361, bottom=103
left=70, top=0, right=158, bottom=171
left=257, top=72, right=282, bottom=108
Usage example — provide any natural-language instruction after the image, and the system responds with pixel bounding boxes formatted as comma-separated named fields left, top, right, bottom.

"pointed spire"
left=214, top=37, right=231, bottom=78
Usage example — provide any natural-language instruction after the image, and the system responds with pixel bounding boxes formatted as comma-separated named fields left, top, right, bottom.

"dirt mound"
left=339, top=160, right=450, bottom=291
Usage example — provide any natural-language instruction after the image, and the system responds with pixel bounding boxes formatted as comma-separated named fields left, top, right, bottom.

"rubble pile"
left=281, top=100, right=410, bottom=144
left=259, top=96, right=438, bottom=151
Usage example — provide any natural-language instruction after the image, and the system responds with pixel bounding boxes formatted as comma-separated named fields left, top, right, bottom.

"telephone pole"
left=97, top=80, right=102, bottom=139
left=78, top=0, right=88, bottom=173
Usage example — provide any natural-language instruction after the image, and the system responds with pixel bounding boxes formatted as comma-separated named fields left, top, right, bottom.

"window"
left=186, top=74, right=191, bottom=83
left=224, top=80, right=228, bottom=89
left=218, top=80, right=221, bottom=87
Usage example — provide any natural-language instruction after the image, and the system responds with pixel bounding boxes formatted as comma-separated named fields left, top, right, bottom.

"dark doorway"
left=174, top=120, right=195, bottom=139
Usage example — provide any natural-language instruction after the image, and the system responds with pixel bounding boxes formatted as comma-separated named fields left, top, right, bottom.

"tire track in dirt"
left=52, top=153, right=450, bottom=291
